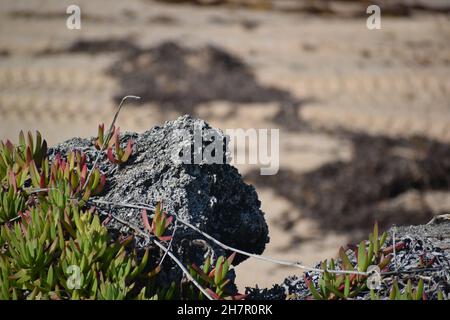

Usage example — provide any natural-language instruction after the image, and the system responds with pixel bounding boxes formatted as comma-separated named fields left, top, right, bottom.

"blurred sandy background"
left=0, top=0, right=449, bottom=291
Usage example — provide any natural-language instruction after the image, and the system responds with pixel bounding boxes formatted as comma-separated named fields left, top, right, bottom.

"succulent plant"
left=0, top=185, right=25, bottom=223
left=0, top=195, right=151, bottom=300
left=188, top=253, right=246, bottom=300
left=94, top=124, right=113, bottom=151
left=0, top=131, right=47, bottom=186
left=303, top=221, right=440, bottom=301
left=0, top=129, right=147, bottom=300
left=388, top=279, right=425, bottom=300
left=1, top=127, right=239, bottom=300
left=304, top=222, right=392, bottom=300
left=95, top=124, right=133, bottom=165
left=141, top=202, right=173, bottom=241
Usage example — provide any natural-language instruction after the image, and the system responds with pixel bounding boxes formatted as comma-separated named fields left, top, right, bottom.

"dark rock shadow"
left=107, top=41, right=307, bottom=127
left=35, top=38, right=311, bottom=129
left=245, top=132, right=450, bottom=243
left=35, top=38, right=139, bottom=56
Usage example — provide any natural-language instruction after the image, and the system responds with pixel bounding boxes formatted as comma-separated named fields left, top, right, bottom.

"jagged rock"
left=49, top=115, right=269, bottom=286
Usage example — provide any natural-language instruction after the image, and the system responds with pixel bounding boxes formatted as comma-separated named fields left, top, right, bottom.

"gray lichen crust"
left=50, top=115, right=269, bottom=268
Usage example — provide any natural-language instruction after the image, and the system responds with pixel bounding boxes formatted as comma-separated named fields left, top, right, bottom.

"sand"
left=0, top=0, right=449, bottom=291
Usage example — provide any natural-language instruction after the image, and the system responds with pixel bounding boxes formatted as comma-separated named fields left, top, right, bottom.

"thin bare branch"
left=0, top=215, right=21, bottom=226
left=82, top=95, right=141, bottom=191
left=158, top=221, right=178, bottom=267
left=91, top=199, right=369, bottom=276
left=95, top=200, right=447, bottom=278
left=152, top=237, right=214, bottom=300
left=393, top=225, right=398, bottom=272
left=93, top=199, right=154, bottom=211
left=24, top=187, right=59, bottom=194
left=380, top=267, right=442, bottom=276
left=96, top=209, right=213, bottom=300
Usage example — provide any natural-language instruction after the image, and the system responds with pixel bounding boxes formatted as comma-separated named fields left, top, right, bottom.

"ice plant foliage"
left=35, top=151, right=106, bottom=201
left=0, top=130, right=149, bottom=299
left=0, top=129, right=237, bottom=300
left=2, top=128, right=438, bottom=300
left=0, top=131, right=47, bottom=179
left=388, top=279, right=425, bottom=300
left=95, top=124, right=133, bottom=165
left=0, top=131, right=48, bottom=223
left=304, top=222, right=433, bottom=300
left=188, top=253, right=246, bottom=300
left=0, top=204, right=149, bottom=300
left=141, top=202, right=173, bottom=241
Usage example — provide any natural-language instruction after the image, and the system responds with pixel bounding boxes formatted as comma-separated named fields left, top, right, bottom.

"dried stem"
left=392, top=225, right=398, bottom=272
left=158, top=221, right=178, bottom=267
left=96, top=209, right=213, bottom=300
left=91, top=199, right=368, bottom=276
left=93, top=199, right=444, bottom=278
left=82, top=95, right=140, bottom=191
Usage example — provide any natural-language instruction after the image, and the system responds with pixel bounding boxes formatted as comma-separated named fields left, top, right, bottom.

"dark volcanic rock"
left=49, top=115, right=269, bottom=274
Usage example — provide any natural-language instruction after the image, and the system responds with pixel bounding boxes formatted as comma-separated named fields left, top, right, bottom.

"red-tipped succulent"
left=95, top=124, right=134, bottom=165
left=141, top=202, right=173, bottom=241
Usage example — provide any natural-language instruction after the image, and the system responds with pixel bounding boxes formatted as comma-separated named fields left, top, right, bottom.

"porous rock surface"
left=49, top=115, right=269, bottom=284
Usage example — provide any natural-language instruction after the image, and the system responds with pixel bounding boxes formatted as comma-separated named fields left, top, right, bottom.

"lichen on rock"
left=49, top=115, right=269, bottom=286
